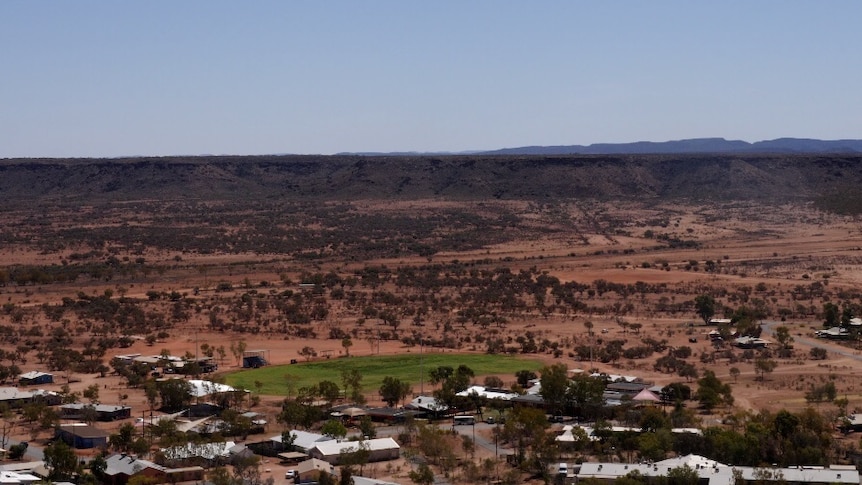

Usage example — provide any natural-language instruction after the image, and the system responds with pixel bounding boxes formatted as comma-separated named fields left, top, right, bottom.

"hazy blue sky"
left=2, top=1, right=860, bottom=157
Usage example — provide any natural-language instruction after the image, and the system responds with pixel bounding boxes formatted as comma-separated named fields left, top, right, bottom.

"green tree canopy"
left=321, top=419, right=348, bottom=440
left=44, top=441, right=79, bottom=481
left=379, top=376, right=411, bottom=407
left=694, top=294, right=716, bottom=324
left=539, top=363, right=569, bottom=415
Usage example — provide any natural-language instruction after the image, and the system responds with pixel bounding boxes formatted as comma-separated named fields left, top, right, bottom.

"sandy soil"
left=3, top=198, right=862, bottom=482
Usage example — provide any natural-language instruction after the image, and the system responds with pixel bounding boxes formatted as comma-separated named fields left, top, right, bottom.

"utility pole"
left=420, top=338, right=424, bottom=395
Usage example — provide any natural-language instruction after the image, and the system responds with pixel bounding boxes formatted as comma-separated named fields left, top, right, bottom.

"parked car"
left=286, top=470, right=297, bottom=480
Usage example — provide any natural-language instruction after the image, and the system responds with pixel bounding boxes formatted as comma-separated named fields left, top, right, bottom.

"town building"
left=60, top=403, right=132, bottom=421
left=102, top=454, right=204, bottom=485
left=295, top=458, right=336, bottom=483
left=575, top=454, right=858, bottom=485
left=0, top=388, right=60, bottom=408
left=55, top=423, right=109, bottom=449
left=308, top=438, right=400, bottom=465
left=18, top=371, right=53, bottom=386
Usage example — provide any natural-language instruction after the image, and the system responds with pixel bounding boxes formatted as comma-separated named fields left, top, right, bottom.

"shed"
left=242, top=350, right=269, bottom=368
left=278, top=451, right=308, bottom=464
left=18, top=371, right=53, bottom=386
left=56, top=424, right=109, bottom=449
left=60, top=403, right=132, bottom=421
left=0, top=388, right=60, bottom=408
left=295, top=458, right=336, bottom=483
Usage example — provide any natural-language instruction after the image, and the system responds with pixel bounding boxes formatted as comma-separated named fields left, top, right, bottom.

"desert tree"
left=341, top=369, right=365, bottom=404
left=822, top=302, right=840, bottom=327
left=298, top=346, right=317, bottom=362
left=409, top=464, right=435, bottom=485
left=694, top=294, right=716, bottom=325
left=696, top=370, right=733, bottom=411
left=667, top=464, right=700, bottom=485
left=44, top=440, right=79, bottom=481
left=539, top=363, right=569, bottom=416
left=729, top=367, right=740, bottom=382
left=774, top=326, right=793, bottom=349
left=318, top=380, right=341, bottom=408
left=379, top=376, right=411, bottom=407
left=515, top=370, right=537, bottom=388
left=484, top=375, right=504, bottom=388
left=567, top=374, right=606, bottom=420
left=321, top=419, right=348, bottom=440
left=230, top=340, right=247, bottom=367
left=755, top=357, right=777, bottom=381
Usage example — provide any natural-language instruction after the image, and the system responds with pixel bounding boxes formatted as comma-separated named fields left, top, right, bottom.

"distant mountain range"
left=481, top=137, right=862, bottom=155
left=4, top=152, right=862, bottom=205
left=338, top=138, right=862, bottom=156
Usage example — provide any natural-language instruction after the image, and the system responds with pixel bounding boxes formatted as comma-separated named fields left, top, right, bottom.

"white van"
left=453, top=415, right=476, bottom=425
left=558, top=463, right=568, bottom=475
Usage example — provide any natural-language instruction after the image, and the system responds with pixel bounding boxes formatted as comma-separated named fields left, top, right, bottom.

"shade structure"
left=341, top=407, right=367, bottom=417
left=632, top=388, right=660, bottom=402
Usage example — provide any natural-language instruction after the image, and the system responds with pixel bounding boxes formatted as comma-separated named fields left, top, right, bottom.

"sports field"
left=224, top=352, right=545, bottom=396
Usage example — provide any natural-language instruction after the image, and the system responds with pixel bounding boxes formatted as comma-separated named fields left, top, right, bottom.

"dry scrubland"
left=4, top=155, right=862, bottom=482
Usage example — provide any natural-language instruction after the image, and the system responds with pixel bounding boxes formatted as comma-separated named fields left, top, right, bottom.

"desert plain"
left=3, top=154, right=862, bottom=483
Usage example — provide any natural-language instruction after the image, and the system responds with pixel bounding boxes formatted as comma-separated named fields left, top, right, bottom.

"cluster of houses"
left=706, top=329, right=770, bottom=349
left=114, top=349, right=271, bottom=374
left=0, top=369, right=264, bottom=485
left=113, top=353, right=218, bottom=375
left=2, top=365, right=405, bottom=485
left=810, top=317, right=862, bottom=340
left=556, top=423, right=701, bottom=444
left=400, top=370, right=667, bottom=422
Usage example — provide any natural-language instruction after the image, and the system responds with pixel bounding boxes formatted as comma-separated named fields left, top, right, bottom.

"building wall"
left=57, top=429, right=108, bottom=449
left=20, top=374, right=53, bottom=385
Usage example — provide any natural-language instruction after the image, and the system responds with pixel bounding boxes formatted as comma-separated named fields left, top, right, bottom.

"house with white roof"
left=556, top=425, right=701, bottom=443
left=159, top=440, right=235, bottom=465
left=815, top=327, right=849, bottom=339
left=456, top=386, right=518, bottom=401
left=278, top=430, right=337, bottom=453
left=186, top=379, right=244, bottom=398
left=0, top=470, right=40, bottom=484
left=308, top=438, right=400, bottom=464
left=405, top=395, right=448, bottom=418
left=576, top=454, right=858, bottom=485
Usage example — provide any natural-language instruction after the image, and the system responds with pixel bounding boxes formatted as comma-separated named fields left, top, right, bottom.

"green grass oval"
left=224, top=353, right=545, bottom=396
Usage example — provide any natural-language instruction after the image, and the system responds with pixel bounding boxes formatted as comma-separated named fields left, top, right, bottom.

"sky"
left=2, top=1, right=861, bottom=158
